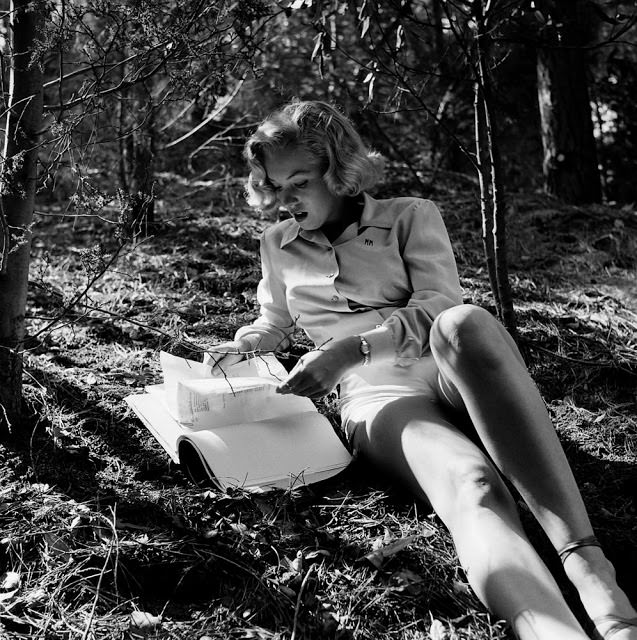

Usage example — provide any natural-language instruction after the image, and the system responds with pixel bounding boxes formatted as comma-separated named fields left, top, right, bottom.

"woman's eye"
left=295, top=181, right=308, bottom=189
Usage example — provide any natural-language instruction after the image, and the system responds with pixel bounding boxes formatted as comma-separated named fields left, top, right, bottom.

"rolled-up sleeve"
left=234, top=230, right=295, bottom=353
left=360, top=200, right=463, bottom=365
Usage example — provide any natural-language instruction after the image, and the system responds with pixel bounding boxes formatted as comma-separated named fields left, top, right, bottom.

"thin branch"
left=164, top=76, right=246, bottom=149
left=43, top=50, right=169, bottom=111
left=26, top=243, right=127, bottom=342
left=42, top=51, right=152, bottom=89
left=187, top=115, right=250, bottom=160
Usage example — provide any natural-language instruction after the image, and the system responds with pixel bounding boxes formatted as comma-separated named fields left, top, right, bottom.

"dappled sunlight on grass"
left=1, top=183, right=635, bottom=639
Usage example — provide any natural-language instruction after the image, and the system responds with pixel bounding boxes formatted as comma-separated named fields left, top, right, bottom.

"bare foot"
left=563, top=548, right=637, bottom=640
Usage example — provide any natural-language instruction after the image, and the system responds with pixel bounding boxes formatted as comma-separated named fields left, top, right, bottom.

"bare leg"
left=429, top=304, right=637, bottom=639
left=351, top=396, right=589, bottom=640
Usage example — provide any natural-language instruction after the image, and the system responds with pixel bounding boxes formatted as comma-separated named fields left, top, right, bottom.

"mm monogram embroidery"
left=364, top=238, right=374, bottom=246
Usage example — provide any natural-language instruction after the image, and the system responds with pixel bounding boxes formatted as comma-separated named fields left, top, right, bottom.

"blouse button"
left=331, top=295, right=339, bottom=302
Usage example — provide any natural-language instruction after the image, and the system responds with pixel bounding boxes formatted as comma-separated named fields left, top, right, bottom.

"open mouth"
left=292, top=211, right=308, bottom=222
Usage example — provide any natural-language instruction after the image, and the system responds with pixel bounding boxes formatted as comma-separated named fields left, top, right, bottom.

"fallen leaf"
left=371, top=527, right=393, bottom=551
left=305, top=549, right=331, bottom=561
left=290, top=550, right=303, bottom=573
left=363, top=535, right=417, bottom=569
left=129, top=610, right=161, bottom=630
left=429, top=618, right=447, bottom=640
left=278, top=584, right=296, bottom=598
left=390, top=568, right=424, bottom=594
left=0, top=571, right=20, bottom=591
left=0, top=571, right=20, bottom=606
left=0, top=588, right=18, bottom=603
left=229, top=522, right=248, bottom=535
left=452, top=579, right=471, bottom=595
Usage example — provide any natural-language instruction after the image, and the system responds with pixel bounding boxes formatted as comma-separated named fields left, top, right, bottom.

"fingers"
left=209, top=352, right=246, bottom=376
left=277, top=382, right=332, bottom=399
left=275, top=360, right=306, bottom=394
left=276, top=380, right=326, bottom=398
left=204, top=341, right=249, bottom=375
left=275, top=358, right=333, bottom=398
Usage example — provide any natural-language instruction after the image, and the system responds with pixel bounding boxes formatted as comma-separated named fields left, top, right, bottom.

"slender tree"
left=308, top=0, right=518, bottom=333
left=472, top=0, right=517, bottom=337
left=0, top=0, right=46, bottom=435
left=0, top=0, right=268, bottom=435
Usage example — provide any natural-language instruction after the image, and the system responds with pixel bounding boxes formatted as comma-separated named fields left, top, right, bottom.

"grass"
left=0, top=173, right=636, bottom=639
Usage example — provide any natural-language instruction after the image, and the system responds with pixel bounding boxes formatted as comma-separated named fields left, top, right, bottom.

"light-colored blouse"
left=235, top=193, right=463, bottom=367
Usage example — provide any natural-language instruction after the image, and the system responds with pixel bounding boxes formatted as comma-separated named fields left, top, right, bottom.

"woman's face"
left=263, top=144, right=346, bottom=231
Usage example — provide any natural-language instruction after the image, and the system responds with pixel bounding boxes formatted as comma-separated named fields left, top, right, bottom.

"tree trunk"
left=121, top=79, right=156, bottom=234
left=474, top=88, right=501, bottom=320
left=536, top=0, right=601, bottom=204
left=0, top=0, right=45, bottom=435
left=473, top=0, right=517, bottom=338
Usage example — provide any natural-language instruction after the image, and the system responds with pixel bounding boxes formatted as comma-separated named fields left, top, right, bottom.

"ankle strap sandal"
left=557, top=535, right=601, bottom=563
left=558, top=537, right=637, bottom=638
left=593, top=614, right=637, bottom=640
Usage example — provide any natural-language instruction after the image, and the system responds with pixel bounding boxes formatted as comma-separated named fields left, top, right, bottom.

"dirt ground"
left=1, top=178, right=635, bottom=639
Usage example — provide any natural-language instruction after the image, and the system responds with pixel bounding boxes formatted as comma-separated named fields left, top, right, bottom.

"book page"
left=215, top=354, right=288, bottom=381
left=177, top=377, right=317, bottom=429
left=160, top=352, right=289, bottom=421
left=124, top=393, right=182, bottom=463
left=177, top=411, right=351, bottom=490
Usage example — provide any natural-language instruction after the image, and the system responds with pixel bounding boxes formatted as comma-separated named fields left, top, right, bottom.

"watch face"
left=359, top=337, right=371, bottom=362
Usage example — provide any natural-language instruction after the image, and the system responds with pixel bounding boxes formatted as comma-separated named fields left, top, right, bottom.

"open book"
left=125, top=352, right=352, bottom=491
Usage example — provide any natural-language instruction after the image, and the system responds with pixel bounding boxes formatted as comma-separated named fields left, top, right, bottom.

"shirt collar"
left=279, top=193, right=393, bottom=248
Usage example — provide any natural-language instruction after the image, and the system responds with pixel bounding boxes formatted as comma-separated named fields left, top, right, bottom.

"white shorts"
left=338, top=355, right=462, bottom=448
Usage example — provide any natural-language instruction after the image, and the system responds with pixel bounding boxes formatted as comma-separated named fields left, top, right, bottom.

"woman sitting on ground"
left=207, top=99, right=637, bottom=640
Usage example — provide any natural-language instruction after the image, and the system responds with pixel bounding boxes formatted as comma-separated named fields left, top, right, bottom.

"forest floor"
left=1, top=173, right=636, bottom=640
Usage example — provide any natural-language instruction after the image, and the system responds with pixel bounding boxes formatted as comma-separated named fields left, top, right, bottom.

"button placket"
left=325, top=247, right=338, bottom=280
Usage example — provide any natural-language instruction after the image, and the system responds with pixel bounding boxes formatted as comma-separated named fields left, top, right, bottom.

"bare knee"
left=437, top=459, right=516, bottom=525
left=430, top=304, right=508, bottom=369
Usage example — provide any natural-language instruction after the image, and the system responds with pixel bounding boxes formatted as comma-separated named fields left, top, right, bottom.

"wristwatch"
left=357, top=335, right=371, bottom=366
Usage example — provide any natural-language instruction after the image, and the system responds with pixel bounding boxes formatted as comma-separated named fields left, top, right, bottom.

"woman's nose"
left=280, top=189, right=297, bottom=207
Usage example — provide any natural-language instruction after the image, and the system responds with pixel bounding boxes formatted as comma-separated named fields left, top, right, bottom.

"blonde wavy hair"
left=244, top=100, right=384, bottom=212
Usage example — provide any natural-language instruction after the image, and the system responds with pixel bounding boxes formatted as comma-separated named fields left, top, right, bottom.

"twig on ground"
left=290, top=564, right=315, bottom=640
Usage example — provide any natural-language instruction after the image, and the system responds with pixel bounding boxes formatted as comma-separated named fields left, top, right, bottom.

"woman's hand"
left=204, top=338, right=252, bottom=375
left=276, top=336, right=362, bottom=398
